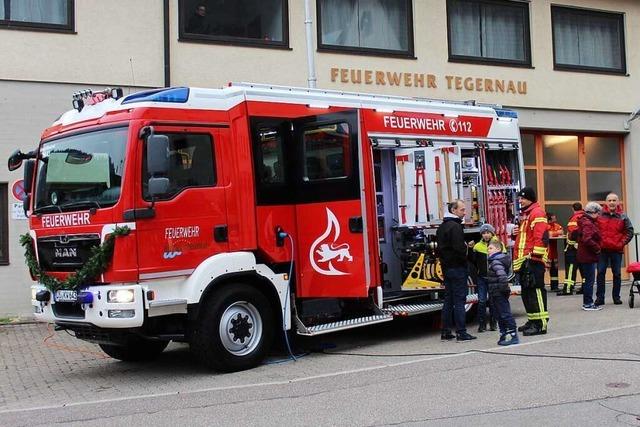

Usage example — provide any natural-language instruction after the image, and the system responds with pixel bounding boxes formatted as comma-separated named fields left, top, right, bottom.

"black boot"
left=489, top=316, right=497, bottom=331
left=441, top=330, right=455, bottom=340
left=517, top=321, right=532, bottom=332
left=456, top=332, right=477, bottom=341
left=477, top=317, right=487, bottom=333
left=477, top=302, right=487, bottom=332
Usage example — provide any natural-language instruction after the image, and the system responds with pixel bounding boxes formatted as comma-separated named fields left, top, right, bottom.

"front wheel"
left=99, top=337, right=169, bottom=362
left=192, top=283, right=275, bottom=372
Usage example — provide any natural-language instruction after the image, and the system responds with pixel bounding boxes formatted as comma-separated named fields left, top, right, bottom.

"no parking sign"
left=11, top=179, right=26, bottom=201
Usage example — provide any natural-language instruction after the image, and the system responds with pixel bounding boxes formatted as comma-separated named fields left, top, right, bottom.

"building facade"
left=1, top=0, right=639, bottom=316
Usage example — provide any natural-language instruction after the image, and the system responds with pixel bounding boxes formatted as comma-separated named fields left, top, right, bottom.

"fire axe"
left=396, top=154, right=410, bottom=224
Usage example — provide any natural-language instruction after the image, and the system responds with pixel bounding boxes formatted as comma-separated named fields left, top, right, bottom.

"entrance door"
left=293, top=111, right=370, bottom=298
left=134, top=126, right=228, bottom=280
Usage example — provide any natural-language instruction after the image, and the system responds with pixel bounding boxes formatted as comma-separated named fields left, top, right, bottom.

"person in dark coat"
left=576, top=202, right=603, bottom=310
left=487, top=240, right=519, bottom=345
left=437, top=199, right=476, bottom=341
left=186, top=4, right=209, bottom=34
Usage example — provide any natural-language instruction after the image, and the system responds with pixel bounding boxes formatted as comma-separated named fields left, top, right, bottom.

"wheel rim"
left=219, top=301, right=262, bottom=356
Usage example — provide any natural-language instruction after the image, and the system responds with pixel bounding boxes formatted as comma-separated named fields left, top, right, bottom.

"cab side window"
left=143, top=133, right=216, bottom=200
left=303, top=122, right=351, bottom=181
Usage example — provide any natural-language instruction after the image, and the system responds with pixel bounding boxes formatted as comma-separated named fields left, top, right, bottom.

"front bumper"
left=31, top=284, right=145, bottom=328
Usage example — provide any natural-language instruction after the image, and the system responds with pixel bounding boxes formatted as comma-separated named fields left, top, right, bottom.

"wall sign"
left=330, top=68, right=528, bottom=95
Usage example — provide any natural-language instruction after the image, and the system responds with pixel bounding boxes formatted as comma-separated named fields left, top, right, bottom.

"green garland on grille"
left=19, top=225, right=130, bottom=292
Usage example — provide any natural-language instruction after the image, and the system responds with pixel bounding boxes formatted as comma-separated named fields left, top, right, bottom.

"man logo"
left=309, top=208, right=353, bottom=276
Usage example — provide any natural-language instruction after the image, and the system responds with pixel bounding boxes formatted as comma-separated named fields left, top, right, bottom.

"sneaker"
left=613, top=299, right=623, bottom=305
left=456, top=332, right=477, bottom=341
left=498, top=332, right=520, bottom=346
left=441, top=330, right=456, bottom=340
left=582, top=303, right=603, bottom=311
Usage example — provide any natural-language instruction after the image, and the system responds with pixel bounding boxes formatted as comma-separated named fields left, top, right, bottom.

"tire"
left=192, top=283, right=275, bottom=372
left=99, top=337, right=169, bottom=362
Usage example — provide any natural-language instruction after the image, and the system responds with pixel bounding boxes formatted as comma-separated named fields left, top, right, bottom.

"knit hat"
left=479, top=223, right=496, bottom=235
left=517, top=186, right=537, bottom=202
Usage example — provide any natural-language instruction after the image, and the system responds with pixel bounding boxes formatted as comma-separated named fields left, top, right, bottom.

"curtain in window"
left=321, top=0, right=408, bottom=51
left=449, top=0, right=526, bottom=61
left=553, top=9, right=622, bottom=70
left=482, top=3, right=526, bottom=61
left=4, top=0, right=67, bottom=24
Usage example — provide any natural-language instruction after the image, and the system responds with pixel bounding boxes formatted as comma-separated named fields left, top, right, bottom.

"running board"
left=295, top=312, right=393, bottom=336
left=384, top=294, right=478, bottom=317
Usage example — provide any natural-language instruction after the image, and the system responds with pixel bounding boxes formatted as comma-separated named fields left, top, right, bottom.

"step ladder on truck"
left=9, top=83, right=525, bottom=371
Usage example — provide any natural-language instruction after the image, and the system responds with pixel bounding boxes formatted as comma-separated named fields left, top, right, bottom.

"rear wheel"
left=99, top=337, right=169, bottom=362
left=192, top=283, right=275, bottom=372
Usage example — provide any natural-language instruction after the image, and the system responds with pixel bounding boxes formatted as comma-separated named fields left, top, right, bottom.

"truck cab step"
left=295, top=313, right=393, bottom=336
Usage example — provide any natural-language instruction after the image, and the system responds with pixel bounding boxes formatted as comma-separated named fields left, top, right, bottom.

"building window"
left=447, top=0, right=531, bottom=67
left=317, top=0, right=414, bottom=57
left=552, top=6, right=626, bottom=74
left=0, top=0, right=73, bottom=32
left=0, top=184, right=7, bottom=265
left=179, top=0, right=289, bottom=48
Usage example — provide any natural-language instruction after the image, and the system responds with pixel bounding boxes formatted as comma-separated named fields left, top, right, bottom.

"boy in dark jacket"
left=469, top=224, right=502, bottom=332
left=487, top=240, right=519, bottom=346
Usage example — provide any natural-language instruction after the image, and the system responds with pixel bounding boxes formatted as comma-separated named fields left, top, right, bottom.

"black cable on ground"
left=317, top=348, right=640, bottom=363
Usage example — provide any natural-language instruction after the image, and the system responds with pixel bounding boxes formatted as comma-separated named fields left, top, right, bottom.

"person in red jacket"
left=576, top=202, right=603, bottom=310
left=596, top=193, right=634, bottom=305
left=513, top=187, right=549, bottom=336
left=546, top=213, right=564, bottom=291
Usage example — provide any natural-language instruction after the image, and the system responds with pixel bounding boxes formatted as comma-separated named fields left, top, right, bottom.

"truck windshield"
left=34, top=127, right=128, bottom=214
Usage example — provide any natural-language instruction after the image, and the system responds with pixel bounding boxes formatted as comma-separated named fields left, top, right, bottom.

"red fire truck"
left=8, top=83, right=525, bottom=371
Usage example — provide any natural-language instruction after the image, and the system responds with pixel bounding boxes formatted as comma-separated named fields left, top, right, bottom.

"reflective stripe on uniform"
left=533, top=246, right=547, bottom=256
left=531, top=217, right=548, bottom=227
left=535, top=288, right=548, bottom=330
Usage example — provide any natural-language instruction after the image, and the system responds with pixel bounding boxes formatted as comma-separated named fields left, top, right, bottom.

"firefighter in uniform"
left=558, top=202, right=584, bottom=296
left=546, top=213, right=564, bottom=291
left=513, top=187, right=549, bottom=336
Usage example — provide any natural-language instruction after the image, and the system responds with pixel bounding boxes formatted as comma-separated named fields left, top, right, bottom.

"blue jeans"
left=490, top=293, right=516, bottom=334
left=476, top=276, right=493, bottom=324
left=596, top=251, right=623, bottom=302
left=442, top=267, right=469, bottom=334
left=580, top=262, right=597, bottom=306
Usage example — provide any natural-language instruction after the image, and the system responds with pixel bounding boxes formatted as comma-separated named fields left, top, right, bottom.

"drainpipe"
left=304, top=0, right=317, bottom=88
left=163, top=0, right=171, bottom=87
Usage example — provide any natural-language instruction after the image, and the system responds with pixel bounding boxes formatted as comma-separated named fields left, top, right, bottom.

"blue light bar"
left=494, top=108, right=518, bottom=119
left=122, top=87, right=190, bottom=105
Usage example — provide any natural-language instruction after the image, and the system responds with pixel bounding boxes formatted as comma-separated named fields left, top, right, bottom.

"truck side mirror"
left=23, top=159, right=35, bottom=194
left=8, top=149, right=24, bottom=171
left=147, top=134, right=169, bottom=176
left=23, top=194, right=30, bottom=218
left=148, top=177, right=170, bottom=197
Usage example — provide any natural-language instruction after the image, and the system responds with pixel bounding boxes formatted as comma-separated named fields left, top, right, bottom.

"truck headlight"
left=107, top=289, right=135, bottom=303
left=31, top=288, right=38, bottom=300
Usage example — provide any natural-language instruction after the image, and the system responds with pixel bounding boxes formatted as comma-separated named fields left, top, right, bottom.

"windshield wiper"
left=33, top=204, right=63, bottom=215
left=58, top=200, right=102, bottom=211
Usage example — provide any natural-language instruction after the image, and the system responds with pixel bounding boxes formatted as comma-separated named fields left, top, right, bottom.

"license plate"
left=55, top=290, right=77, bottom=302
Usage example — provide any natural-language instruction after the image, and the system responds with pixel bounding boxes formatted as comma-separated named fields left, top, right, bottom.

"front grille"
left=52, top=302, right=85, bottom=319
left=37, top=234, right=101, bottom=272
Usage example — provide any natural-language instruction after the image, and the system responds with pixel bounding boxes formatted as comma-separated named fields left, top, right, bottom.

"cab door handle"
left=214, top=225, right=228, bottom=242
left=349, top=216, right=363, bottom=233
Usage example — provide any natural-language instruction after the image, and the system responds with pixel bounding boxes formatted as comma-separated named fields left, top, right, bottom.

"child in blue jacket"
left=487, top=240, right=519, bottom=346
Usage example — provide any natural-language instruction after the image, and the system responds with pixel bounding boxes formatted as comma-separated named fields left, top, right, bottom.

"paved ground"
left=2, top=286, right=640, bottom=426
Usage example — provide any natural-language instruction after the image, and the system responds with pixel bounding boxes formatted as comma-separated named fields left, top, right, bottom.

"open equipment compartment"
left=371, top=138, right=524, bottom=301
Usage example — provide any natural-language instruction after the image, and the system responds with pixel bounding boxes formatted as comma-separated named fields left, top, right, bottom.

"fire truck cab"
left=10, top=83, right=524, bottom=371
